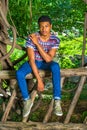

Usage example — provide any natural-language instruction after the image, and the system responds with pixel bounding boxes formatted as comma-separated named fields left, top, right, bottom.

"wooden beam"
left=43, top=99, right=54, bottom=123
left=0, top=121, right=87, bottom=130
left=0, top=67, right=87, bottom=79
left=1, top=89, right=17, bottom=122
left=1, top=81, right=18, bottom=122
left=22, top=90, right=37, bottom=122
left=83, top=0, right=87, bottom=4
left=84, top=116, right=87, bottom=124
left=64, top=76, right=86, bottom=124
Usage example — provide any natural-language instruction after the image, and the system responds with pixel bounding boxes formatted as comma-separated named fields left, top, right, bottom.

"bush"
left=58, top=36, right=84, bottom=68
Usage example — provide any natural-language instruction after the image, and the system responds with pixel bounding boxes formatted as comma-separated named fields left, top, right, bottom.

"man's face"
left=39, top=22, right=52, bottom=36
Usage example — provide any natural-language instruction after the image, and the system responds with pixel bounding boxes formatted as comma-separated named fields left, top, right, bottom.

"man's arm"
left=27, top=47, right=44, bottom=92
left=29, top=34, right=57, bottom=62
left=36, top=43, right=57, bottom=62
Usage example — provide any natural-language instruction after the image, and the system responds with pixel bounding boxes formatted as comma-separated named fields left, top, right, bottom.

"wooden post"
left=43, top=99, right=54, bottom=123
left=83, top=116, right=87, bottom=124
left=1, top=81, right=18, bottom=122
left=22, top=90, right=37, bottom=122
left=1, top=89, right=17, bottom=122
left=61, top=77, right=65, bottom=88
left=83, top=0, right=87, bottom=4
left=64, top=76, right=86, bottom=124
left=31, top=93, right=42, bottom=112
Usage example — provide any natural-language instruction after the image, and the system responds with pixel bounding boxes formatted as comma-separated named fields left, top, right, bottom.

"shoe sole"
left=54, top=111, right=63, bottom=116
left=23, top=102, right=33, bottom=117
left=55, top=112, right=63, bottom=116
left=56, top=113, right=63, bottom=116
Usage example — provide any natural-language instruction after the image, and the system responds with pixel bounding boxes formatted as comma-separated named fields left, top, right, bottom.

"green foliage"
left=30, top=112, right=40, bottom=121
left=0, top=63, right=2, bottom=70
left=58, top=36, right=84, bottom=68
left=59, top=56, right=75, bottom=68
left=8, top=0, right=31, bottom=35
left=0, top=98, right=4, bottom=105
left=7, top=38, right=27, bottom=70
left=11, top=113, right=21, bottom=121
left=8, top=0, right=86, bottom=36
left=82, top=111, right=87, bottom=121
left=59, top=37, right=83, bottom=56
left=10, top=48, right=27, bottom=70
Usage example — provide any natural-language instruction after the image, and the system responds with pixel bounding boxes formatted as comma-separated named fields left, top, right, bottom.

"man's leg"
left=38, top=61, right=61, bottom=99
left=16, top=61, right=42, bottom=117
left=16, top=61, right=32, bottom=100
left=49, top=61, right=61, bottom=99
left=39, top=61, right=63, bottom=116
left=16, top=61, right=33, bottom=117
left=49, top=61, right=63, bottom=116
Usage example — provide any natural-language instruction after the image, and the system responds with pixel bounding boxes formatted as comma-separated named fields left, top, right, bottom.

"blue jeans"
left=16, top=60, right=61, bottom=100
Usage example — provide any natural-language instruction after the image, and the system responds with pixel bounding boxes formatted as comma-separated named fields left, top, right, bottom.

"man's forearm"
left=29, top=60, right=41, bottom=81
left=29, top=60, right=44, bottom=91
left=36, top=43, right=52, bottom=62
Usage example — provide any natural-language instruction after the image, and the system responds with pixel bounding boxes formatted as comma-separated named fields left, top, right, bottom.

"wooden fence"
left=0, top=67, right=87, bottom=123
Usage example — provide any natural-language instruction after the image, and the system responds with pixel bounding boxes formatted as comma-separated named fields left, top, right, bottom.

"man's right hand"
left=29, top=34, right=38, bottom=46
left=37, top=79, right=44, bottom=92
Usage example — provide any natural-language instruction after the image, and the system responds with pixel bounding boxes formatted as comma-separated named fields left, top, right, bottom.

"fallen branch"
left=0, top=121, right=87, bottom=130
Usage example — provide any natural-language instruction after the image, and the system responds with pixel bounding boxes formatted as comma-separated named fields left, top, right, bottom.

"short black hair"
left=38, top=15, right=52, bottom=25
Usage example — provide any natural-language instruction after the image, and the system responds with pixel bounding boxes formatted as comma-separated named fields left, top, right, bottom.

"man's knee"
left=51, top=62, right=60, bottom=71
left=16, top=69, right=24, bottom=79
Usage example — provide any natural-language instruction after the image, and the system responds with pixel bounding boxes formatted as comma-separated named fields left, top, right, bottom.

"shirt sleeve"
left=51, top=37, right=60, bottom=49
left=25, top=37, right=35, bottom=49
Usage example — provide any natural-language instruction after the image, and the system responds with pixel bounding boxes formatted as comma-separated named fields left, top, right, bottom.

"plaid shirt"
left=26, top=32, right=60, bottom=61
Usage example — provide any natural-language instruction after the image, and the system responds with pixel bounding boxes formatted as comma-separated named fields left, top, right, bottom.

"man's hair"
left=38, top=15, right=52, bottom=25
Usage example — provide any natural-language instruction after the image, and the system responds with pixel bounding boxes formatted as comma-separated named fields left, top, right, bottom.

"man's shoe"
left=54, top=100, right=63, bottom=116
left=23, top=99, right=33, bottom=117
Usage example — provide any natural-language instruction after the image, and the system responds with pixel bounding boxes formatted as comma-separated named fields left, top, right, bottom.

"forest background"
left=8, top=0, right=87, bottom=69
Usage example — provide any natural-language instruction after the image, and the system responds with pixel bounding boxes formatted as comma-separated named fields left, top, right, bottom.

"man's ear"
left=51, top=24, right=52, bottom=29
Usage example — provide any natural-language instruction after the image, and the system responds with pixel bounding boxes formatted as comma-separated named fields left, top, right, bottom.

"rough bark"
left=1, top=89, right=17, bottom=122
left=0, top=121, right=87, bottom=130
left=64, top=76, right=86, bottom=124
left=22, top=90, right=37, bottom=122
left=83, top=0, right=87, bottom=4
left=0, top=0, right=16, bottom=66
left=0, top=67, right=87, bottom=79
left=43, top=99, right=54, bottom=123
left=0, top=0, right=9, bottom=69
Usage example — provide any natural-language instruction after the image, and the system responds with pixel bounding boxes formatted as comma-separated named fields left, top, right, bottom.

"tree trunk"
left=0, top=0, right=9, bottom=69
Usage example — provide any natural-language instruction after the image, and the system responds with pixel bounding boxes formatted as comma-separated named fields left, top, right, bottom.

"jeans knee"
left=51, top=62, right=60, bottom=72
left=16, top=69, right=24, bottom=79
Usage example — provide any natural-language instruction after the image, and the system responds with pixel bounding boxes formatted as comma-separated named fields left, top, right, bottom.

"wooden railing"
left=0, top=67, right=87, bottom=79
left=0, top=67, right=87, bottom=123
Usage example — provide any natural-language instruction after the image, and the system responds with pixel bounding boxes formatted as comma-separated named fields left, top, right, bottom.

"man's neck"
left=40, top=33, right=51, bottom=42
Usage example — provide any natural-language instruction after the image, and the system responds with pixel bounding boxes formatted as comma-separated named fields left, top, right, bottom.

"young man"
left=16, top=15, right=63, bottom=118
